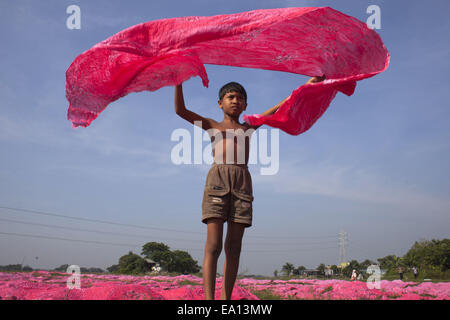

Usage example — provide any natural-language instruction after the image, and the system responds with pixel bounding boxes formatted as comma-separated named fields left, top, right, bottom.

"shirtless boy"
left=174, top=76, right=324, bottom=300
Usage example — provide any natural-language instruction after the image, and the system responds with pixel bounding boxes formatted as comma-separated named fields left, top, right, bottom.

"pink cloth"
left=66, top=7, right=389, bottom=134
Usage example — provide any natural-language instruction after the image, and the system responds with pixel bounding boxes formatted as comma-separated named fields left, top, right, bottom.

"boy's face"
left=218, top=91, right=247, bottom=116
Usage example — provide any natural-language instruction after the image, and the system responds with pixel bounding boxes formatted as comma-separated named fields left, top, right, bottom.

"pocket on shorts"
left=232, top=190, right=254, bottom=215
left=202, top=185, right=231, bottom=213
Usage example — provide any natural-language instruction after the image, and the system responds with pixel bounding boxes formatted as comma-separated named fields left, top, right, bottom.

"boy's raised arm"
left=174, top=83, right=216, bottom=130
left=259, top=75, right=326, bottom=117
left=247, top=75, right=326, bottom=129
left=260, top=96, right=290, bottom=117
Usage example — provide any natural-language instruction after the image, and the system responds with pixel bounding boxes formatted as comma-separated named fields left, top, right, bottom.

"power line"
left=246, top=234, right=338, bottom=239
left=0, top=217, right=205, bottom=243
left=0, top=216, right=338, bottom=246
left=0, top=205, right=339, bottom=240
left=0, top=205, right=200, bottom=234
left=0, top=231, right=339, bottom=253
left=245, top=239, right=339, bottom=246
left=0, top=231, right=200, bottom=252
left=0, top=231, right=140, bottom=248
left=243, top=246, right=339, bottom=253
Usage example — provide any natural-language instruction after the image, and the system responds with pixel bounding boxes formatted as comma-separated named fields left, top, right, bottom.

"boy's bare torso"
left=205, top=120, right=256, bottom=165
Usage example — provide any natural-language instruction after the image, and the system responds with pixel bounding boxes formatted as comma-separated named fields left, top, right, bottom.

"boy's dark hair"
left=218, top=82, right=247, bottom=103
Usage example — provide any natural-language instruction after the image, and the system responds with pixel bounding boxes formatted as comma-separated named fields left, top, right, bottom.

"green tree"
left=360, top=259, right=376, bottom=271
left=281, top=262, right=295, bottom=276
left=296, top=265, right=306, bottom=275
left=155, top=250, right=200, bottom=274
left=377, top=255, right=399, bottom=271
left=404, top=239, right=450, bottom=272
left=117, top=251, right=150, bottom=275
left=171, top=250, right=200, bottom=274
left=317, top=263, right=326, bottom=275
left=107, top=264, right=120, bottom=273
left=0, top=264, right=24, bottom=272
left=173, top=250, right=200, bottom=274
left=141, top=242, right=173, bottom=271
left=141, top=242, right=170, bottom=259
left=53, top=264, right=70, bottom=272
left=330, top=265, right=339, bottom=275
left=152, top=250, right=175, bottom=271
left=81, top=267, right=105, bottom=274
left=22, top=265, right=33, bottom=272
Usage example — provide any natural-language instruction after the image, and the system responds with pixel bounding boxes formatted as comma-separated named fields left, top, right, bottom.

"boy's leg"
left=203, top=218, right=224, bottom=300
left=221, top=221, right=246, bottom=300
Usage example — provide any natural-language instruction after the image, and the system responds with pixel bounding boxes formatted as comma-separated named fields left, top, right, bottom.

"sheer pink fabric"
left=66, top=7, right=389, bottom=134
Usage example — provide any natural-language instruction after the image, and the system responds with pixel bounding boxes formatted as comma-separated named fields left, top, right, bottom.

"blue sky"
left=0, top=0, right=449, bottom=276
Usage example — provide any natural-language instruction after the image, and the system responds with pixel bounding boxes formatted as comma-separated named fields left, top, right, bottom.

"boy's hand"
left=174, top=83, right=217, bottom=131
left=305, top=75, right=326, bottom=84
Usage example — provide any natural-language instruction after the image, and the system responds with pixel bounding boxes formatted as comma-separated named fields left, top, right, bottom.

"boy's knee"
left=205, top=242, right=222, bottom=258
left=224, top=240, right=242, bottom=257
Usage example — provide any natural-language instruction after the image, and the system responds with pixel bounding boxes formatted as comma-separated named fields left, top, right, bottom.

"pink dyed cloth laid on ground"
left=0, top=272, right=258, bottom=300
left=66, top=7, right=389, bottom=135
left=2, top=272, right=449, bottom=300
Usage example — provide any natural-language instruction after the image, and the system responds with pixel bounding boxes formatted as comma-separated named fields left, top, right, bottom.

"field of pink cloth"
left=66, top=7, right=389, bottom=134
left=1, top=271, right=448, bottom=300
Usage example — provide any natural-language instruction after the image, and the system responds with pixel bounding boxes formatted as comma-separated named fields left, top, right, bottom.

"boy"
left=174, top=76, right=324, bottom=300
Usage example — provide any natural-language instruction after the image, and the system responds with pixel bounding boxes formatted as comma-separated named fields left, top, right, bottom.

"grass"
left=147, top=278, right=178, bottom=283
left=178, top=280, right=202, bottom=286
left=321, top=285, right=333, bottom=294
left=287, top=281, right=313, bottom=285
left=49, top=272, right=66, bottom=277
left=419, top=293, right=437, bottom=298
left=31, top=271, right=65, bottom=278
left=249, top=289, right=284, bottom=300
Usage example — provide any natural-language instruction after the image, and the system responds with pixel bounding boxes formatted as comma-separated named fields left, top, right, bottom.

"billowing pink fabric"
left=66, top=7, right=389, bottom=134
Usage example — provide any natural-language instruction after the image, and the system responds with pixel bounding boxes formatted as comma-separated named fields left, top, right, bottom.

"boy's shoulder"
left=209, top=120, right=260, bottom=132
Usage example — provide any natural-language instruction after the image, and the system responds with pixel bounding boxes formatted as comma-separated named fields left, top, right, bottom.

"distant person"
left=351, top=269, right=357, bottom=281
left=413, top=266, right=418, bottom=280
left=397, top=266, right=404, bottom=280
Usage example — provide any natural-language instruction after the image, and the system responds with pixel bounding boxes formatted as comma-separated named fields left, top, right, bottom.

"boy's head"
left=218, top=82, right=247, bottom=103
left=218, top=82, right=247, bottom=116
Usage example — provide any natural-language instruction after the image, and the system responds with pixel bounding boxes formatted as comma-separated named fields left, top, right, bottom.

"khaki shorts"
left=201, top=163, right=254, bottom=227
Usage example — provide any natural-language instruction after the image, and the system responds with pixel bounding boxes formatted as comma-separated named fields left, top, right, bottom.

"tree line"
left=1, top=238, right=447, bottom=279
left=277, top=238, right=450, bottom=279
